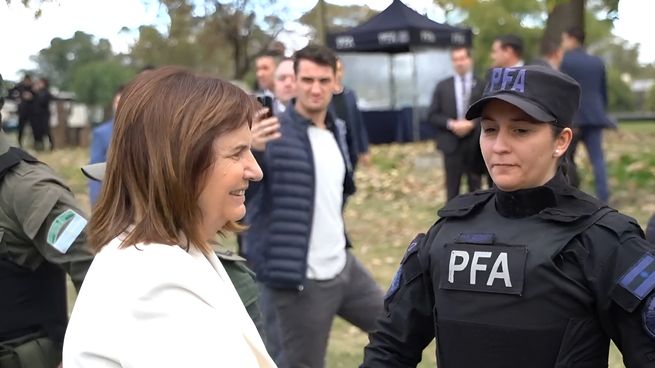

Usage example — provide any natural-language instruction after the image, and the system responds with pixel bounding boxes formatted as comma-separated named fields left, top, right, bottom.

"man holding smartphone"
left=244, top=45, right=383, bottom=368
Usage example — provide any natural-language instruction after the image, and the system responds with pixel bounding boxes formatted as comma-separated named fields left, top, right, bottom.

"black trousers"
left=17, top=113, right=30, bottom=147
left=443, top=144, right=481, bottom=200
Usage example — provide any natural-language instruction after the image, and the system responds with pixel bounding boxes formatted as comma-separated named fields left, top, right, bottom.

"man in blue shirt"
left=88, top=86, right=123, bottom=206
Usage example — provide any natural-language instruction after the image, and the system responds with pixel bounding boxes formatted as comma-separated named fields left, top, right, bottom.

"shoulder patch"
left=643, top=293, right=655, bottom=340
left=47, top=209, right=87, bottom=254
left=619, top=253, right=655, bottom=300
left=400, top=233, right=424, bottom=264
left=385, top=268, right=402, bottom=301
left=386, top=234, right=425, bottom=301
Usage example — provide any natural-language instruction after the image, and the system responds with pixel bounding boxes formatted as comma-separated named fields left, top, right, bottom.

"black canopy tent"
left=326, top=0, right=472, bottom=143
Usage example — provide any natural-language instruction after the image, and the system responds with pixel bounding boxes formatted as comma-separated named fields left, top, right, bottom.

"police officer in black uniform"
left=362, top=65, right=655, bottom=367
left=0, top=74, right=94, bottom=368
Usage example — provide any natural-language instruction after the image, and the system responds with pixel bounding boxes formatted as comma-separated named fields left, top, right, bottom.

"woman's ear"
left=553, top=127, right=573, bottom=158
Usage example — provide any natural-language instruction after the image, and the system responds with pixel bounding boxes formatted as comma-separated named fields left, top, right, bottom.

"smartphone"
left=256, top=95, right=274, bottom=119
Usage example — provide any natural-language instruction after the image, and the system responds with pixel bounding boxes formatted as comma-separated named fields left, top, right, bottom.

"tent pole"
left=411, top=50, right=419, bottom=141
left=389, top=54, right=396, bottom=109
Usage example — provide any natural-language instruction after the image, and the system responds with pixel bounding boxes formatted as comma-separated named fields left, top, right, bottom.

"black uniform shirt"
left=362, top=173, right=655, bottom=368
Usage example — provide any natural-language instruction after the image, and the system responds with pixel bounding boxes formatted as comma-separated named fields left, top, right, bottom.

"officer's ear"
left=552, top=127, right=572, bottom=158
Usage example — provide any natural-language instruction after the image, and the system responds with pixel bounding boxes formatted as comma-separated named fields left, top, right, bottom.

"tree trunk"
left=318, top=0, right=327, bottom=45
left=542, top=0, right=585, bottom=50
left=234, top=38, right=245, bottom=80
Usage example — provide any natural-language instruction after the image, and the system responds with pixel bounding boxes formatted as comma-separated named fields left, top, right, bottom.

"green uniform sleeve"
left=218, top=252, right=264, bottom=338
left=7, top=162, right=94, bottom=291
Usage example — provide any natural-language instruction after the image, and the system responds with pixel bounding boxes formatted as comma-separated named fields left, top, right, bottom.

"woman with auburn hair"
left=63, top=66, right=274, bottom=367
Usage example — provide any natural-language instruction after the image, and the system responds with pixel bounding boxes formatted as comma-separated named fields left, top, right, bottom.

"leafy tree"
left=31, top=31, right=114, bottom=90
left=129, top=0, right=207, bottom=70
left=32, top=32, right=134, bottom=111
left=203, top=0, right=285, bottom=78
left=70, top=60, right=135, bottom=108
left=430, top=0, right=620, bottom=70
left=593, top=37, right=642, bottom=77
left=130, top=0, right=286, bottom=79
left=645, top=84, right=655, bottom=112
left=606, top=67, right=635, bottom=111
left=298, top=2, right=379, bottom=44
left=541, top=0, right=619, bottom=48
left=432, top=0, right=544, bottom=71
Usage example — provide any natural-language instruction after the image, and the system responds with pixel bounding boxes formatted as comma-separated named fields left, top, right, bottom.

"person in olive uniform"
left=362, top=66, right=655, bottom=368
left=0, top=82, right=94, bottom=367
left=81, top=162, right=264, bottom=339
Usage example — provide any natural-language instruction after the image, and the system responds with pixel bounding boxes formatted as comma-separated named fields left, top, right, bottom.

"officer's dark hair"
left=293, top=44, right=337, bottom=75
left=451, top=46, right=472, bottom=58
left=540, top=39, right=561, bottom=57
left=257, top=49, right=283, bottom=64
left=495, top=34, right=524, bottom=58
left=564, top=26, right=585, bottom=45
left=89, top=66, right=258, bottom=256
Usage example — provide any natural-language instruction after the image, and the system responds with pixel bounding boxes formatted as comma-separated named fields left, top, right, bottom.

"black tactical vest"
left=0, top=147, right=68, bottom=345
left=430, top=192, right=613, bottom=368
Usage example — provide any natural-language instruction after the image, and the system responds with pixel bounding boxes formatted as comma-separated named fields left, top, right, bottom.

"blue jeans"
left=573, top=127, right=610, bottom=203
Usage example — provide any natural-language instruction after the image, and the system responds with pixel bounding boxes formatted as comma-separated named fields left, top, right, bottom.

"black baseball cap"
left=466, top=65, right=581, bottom=126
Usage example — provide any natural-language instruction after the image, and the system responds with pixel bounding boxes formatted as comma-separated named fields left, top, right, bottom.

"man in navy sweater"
left=244, top=44, right=383, bottom=368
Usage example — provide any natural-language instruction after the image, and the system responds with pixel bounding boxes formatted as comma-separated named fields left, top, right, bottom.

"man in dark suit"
left=331, top=57, right=370, bottom=171
left=428, top=47, right=485, bottom=200
left=532, top=39, right=563, bottom=70
left=561, top=26, right=613, bottom=203
left=490, top=34, right=525, bottom=68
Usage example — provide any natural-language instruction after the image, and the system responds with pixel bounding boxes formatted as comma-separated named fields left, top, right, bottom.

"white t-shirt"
left=306, top=125, right=347, bottom=280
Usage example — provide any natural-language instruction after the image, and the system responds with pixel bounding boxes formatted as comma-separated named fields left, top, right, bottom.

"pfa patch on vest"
left=47, top=209, right=87, bottom=254
left=439, top=242, right=527, bottom=295
left=618, top=253, right=655, bottom=300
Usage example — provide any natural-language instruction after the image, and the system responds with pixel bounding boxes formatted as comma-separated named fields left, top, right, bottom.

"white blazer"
left=63, top=237, right=276, bottom=368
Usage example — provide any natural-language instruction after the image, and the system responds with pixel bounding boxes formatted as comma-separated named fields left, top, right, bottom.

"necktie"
left=460, top=75, right=470, bottom=119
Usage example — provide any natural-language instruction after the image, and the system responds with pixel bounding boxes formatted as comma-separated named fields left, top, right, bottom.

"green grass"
left=19, top=121, right=655, bottom=368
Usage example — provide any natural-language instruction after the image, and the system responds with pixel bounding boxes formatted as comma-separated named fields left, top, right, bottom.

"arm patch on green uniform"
left=46, top=209, right=87, bottom=254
